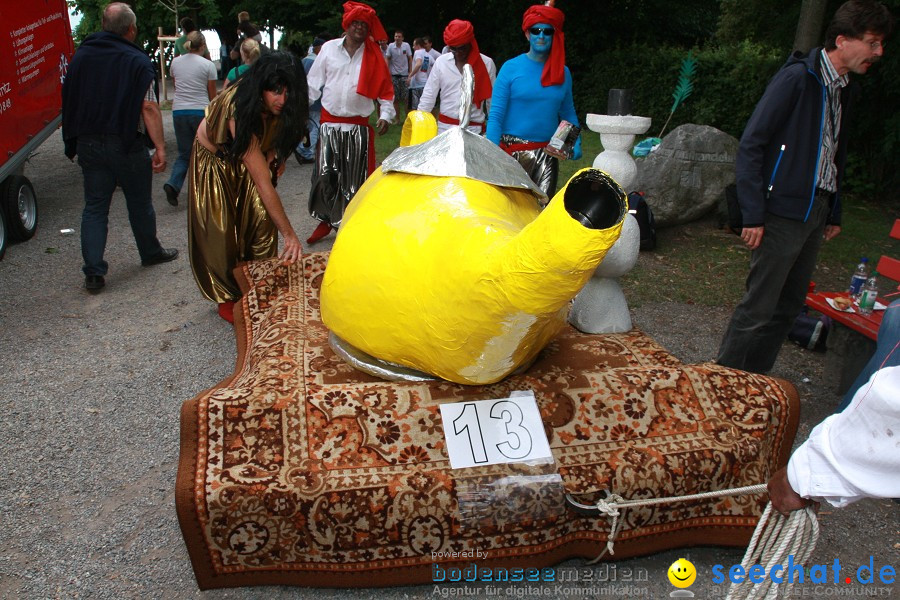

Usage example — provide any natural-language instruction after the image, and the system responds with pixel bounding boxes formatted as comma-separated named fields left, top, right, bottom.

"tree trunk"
left=793, top=0, right=828, bottom=53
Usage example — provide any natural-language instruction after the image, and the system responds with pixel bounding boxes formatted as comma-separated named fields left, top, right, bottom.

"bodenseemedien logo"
left=667, top=558, right=696, bottom=598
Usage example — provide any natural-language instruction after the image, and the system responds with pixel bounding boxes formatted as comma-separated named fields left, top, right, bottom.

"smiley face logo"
left=667, top=558, right=696, bottom=588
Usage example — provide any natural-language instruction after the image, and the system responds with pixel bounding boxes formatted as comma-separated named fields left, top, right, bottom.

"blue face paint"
left=528, top=22, right=553, bottom=56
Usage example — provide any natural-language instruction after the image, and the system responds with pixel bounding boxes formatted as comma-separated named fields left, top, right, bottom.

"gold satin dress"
left=187, top=84, right=281, bottom=303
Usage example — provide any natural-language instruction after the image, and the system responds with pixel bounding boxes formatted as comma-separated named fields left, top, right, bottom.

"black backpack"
left=628, top=191, right=657, bottom=251
left=788, top=307, right=831, bottom=352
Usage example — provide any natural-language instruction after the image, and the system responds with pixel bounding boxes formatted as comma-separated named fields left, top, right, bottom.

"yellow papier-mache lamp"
left=321, top=68, right=627, bottom=385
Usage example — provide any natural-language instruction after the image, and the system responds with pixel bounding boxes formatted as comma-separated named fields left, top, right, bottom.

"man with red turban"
left=305, top=1, right=395, bottom=244
left=486, top=4, right=581, bottom=197
left=418, top=19, right=496, bottom=134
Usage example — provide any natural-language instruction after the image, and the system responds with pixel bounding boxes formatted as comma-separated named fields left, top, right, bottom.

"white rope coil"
left=567, top=483, right=820, bottom=600
left=726, top=503, right=819, bottom=599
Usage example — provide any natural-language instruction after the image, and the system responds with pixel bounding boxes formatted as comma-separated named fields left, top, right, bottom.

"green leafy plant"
left=657, top=51, right=697, bottom=138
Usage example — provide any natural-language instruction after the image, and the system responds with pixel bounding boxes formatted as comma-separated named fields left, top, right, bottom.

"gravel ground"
left=0, top=114, right=896, bottom=599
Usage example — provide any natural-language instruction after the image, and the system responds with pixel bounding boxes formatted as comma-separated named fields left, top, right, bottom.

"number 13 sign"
left=439, top=391, right=553, bottom=469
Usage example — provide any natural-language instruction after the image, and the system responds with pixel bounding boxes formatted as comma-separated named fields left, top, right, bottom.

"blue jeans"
left=838, top=298, right=900, bottom=410
left=167, top=111, right=204, bottom=193
left=409, top=86, right=424, bottom=110
left=296, top=109, right=320, bottom=161
left=78, top=134, right=163, bottom=276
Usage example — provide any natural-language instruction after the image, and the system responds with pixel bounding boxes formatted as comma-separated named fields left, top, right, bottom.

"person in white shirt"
left=164, top=30, right=217, bottom=206
left=406, top=38, right=430, bottom=110
left=305, top=1, right=395, bottom=244
left=767, top=364, right=900, bottom=514
left=385, top=29, right=412, bottom=115
left=418, top=20, right=496, bottom=134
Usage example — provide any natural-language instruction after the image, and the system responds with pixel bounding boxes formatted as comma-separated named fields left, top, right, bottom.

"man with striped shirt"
left=717, top=0, right=893, bottom=373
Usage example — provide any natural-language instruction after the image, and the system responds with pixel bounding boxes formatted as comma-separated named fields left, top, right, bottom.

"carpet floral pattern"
left=177, top=253, right=799, bottom=589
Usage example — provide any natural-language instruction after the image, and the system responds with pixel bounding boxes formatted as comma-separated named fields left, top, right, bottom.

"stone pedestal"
left=585, top=114, right=651, bottom=191
left=570, top=114, right=651, bottom=334
left=569, top=215, right=640, bottom=333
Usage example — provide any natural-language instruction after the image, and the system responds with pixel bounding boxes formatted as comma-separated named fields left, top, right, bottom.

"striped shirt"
left=137, top=82, right=157, bottom=134
left=816, top=50, right=848, bottom=193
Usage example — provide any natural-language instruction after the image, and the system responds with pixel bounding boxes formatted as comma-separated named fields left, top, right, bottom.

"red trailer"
left=0, top=0, right=74, bottom=259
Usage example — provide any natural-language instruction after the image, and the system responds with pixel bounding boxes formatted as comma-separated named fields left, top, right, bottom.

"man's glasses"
left=852, top=36, right=884, bottom=51
left=529, top=27, right=555, bottom=36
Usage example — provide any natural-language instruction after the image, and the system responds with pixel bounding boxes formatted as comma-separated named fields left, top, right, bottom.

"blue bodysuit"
left=486, top=53, right=580, bottom=153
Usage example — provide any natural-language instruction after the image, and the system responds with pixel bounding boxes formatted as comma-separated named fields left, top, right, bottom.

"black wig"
left=231, top=51, right=309, bottom=163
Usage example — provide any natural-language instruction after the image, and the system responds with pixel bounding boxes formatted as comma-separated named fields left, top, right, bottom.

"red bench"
left=805, top=218, right=899, bottom=392
left=876, top=218, right=900, bottom=282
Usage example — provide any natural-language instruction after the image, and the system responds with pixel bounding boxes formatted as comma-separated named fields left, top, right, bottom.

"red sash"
left=499, top=139, right=546, bottom=155
left=321, top=108, right=377, bottom=175
left=438, top=114, right=484, bottom=134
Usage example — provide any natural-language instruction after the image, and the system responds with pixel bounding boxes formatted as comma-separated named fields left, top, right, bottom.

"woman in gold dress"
left=188, top=52, right=308, bottom=322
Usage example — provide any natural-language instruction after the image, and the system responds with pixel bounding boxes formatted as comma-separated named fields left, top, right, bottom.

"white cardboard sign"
left=439, top=391, right=553, bottom=469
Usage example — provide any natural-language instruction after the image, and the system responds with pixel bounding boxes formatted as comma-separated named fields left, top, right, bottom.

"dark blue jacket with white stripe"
left=736, top=48, right=853, bottom=228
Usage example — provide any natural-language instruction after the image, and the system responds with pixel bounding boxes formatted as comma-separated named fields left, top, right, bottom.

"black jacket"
left=61, top=32, right=156, bottom=158
left=736, top=48, right=852, bottom=227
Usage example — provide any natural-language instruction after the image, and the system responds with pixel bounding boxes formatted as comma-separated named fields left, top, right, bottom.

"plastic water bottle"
left=858, top=271, right=879, bottom=316
left=848, top=257, right=869, bottom=300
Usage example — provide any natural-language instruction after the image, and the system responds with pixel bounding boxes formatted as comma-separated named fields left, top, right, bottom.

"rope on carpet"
left=565, top=484, right=820, bottom=600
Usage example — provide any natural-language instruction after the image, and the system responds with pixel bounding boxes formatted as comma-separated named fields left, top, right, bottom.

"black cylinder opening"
left=563, top=170, right=626, bottom=230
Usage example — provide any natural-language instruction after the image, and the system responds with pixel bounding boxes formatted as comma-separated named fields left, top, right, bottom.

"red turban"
left=443, top=19, right=492, bottom=107
left=341, top=1, right=393, bottom=101
left=522, top=5, right=566, bottom=87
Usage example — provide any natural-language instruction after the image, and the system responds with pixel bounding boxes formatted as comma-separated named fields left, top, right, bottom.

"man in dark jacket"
left=717, top=0, right=893, bottom=373
left=62, top=2, right=178, bottom=292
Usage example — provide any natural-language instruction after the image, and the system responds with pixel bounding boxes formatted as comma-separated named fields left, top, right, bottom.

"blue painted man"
left=486, top=4, right=581, bottom=198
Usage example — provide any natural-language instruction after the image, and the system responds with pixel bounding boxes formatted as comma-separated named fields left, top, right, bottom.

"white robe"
left=418, top=52, right=496, bottom=133
left=788, top=365, right=900, bottom=507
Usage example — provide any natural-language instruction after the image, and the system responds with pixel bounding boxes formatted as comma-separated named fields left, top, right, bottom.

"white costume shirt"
left=787, top=365, right=900, bottom=507
left=418, top=52, right=496, bottom=133
left=307, top=37, right=395, bottom=123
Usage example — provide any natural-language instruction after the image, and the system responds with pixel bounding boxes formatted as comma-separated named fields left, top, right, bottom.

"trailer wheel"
left=0, top=207, right=7, bottom=260
left=2, top=175, right=38, bottom=241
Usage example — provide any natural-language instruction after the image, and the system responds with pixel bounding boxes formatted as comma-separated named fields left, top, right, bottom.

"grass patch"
left=815, top=199, right=899, bottom=291
left=621, top=202, right=899, bottom=309
left=622, top=219, right=751, bottom=308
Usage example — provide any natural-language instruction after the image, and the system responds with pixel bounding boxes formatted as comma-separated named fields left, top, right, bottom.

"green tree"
left=717, top=0, right=801, bottom=47
left=69, top=0, right=220, bottom=46
left=793, top=0, right=829, bottom=52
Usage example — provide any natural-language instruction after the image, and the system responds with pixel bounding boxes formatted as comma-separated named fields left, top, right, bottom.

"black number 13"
left=452, top=401, right=534, bottom=463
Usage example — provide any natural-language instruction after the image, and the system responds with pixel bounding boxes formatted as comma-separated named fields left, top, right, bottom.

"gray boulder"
left=634, top=124, right=739, bottom=227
